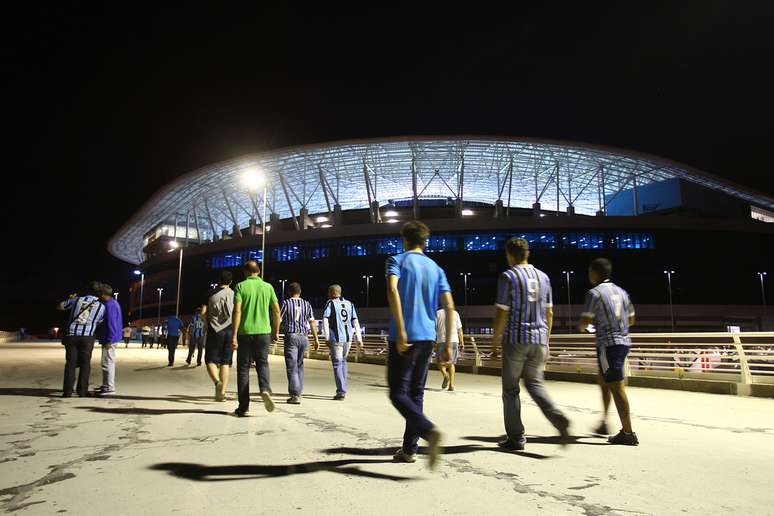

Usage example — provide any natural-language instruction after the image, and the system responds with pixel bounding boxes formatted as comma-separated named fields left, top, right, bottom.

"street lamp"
left=562, top=270, right=574, bottom=333
left=169, top=240, right=183, bottom=318
left=663, top=270, right=676, bottom=332
left=241, top=166, right=268, bottom=277
left=156, top=287, right=164, bottom=329
left=133, top=270, right=145, bottom=322
left=278, top=279, right=287, bottom=299
left=459, top=273, right=471, bottom=306
left=758, top=271, right=768, bottom=330
left=362, top=275, right=373, bottom=307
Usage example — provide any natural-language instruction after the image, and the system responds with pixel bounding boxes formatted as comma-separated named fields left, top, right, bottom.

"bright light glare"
left=169, top=240, right=179, bottom=249
left=384, top=210, right=398, bottom=217
left=386, top=219, right=399, bottom=224
left=133, top=269, right=142, bottom=276
left=241, top=166, right=266, bottom=191
left=316, top=216, right=329, bottom=223
left=461, top=209, right=474, bottom=216
left=320, top=224, right=332, bottom=228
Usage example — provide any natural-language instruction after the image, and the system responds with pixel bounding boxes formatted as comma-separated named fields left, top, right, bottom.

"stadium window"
left=426, top=235, right=458, bottom=253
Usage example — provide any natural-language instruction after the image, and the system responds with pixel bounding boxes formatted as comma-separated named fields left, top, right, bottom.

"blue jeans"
left=237, top=334, right=272, bottom=411
left=284, top=334, right=308, bottom=396
left=502, top=344, right=567, bottom=442
left=387, top=341, right=435, bottom=454
left=328, top=341, right=351, bottom=395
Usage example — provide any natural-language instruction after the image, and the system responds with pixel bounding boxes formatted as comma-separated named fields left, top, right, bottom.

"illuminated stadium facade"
left=111, top=136, right=774, bottom=331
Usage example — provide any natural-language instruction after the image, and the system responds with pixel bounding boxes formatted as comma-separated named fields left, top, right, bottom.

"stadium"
left=110, top=136, right=774, bottom=333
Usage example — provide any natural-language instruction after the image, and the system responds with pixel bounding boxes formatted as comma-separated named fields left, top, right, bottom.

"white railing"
left=270, top=332, right=774, bottom=389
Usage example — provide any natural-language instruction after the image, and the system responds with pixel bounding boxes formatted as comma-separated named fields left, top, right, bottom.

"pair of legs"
left=597, top=345, right=633, bottom=433
left=186, top=335, right=204, bottom=366
left=501, top=344, right=569, bottom=444
left=99, top=343, right=117, bottom=393
left=328, top=341, right=351, bottom=397
left=285, top=334, right=309, bottom=398
left=167, top=335, right=180, bottom=365
left=204, top=327, right=233, bottom=401
left=123, top=338, right=130, bottom=348
left=62, top=336, right=96, bottom=396
left=437, top=342, right=460, bottom=390
left=387, top=341, right=436, bottom=454
left=236, top=334, right=272, bottom=412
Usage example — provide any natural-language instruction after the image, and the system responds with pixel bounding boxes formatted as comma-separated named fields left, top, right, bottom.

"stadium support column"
left=456, top=152, right=465, bottom=218
left=533, top=165, right=541, bottom=217
left=494, top=199, right=504, bottom=218
left=278, top=172, right=300, bottom=231
left=597, top=164, right=607, bottom=216
left=506, top=156, right=514, bottom=216
left=555, top=163, right=560, bottom=216
left=632, top=173, right=639, bottom=215
left=411, top=149, right=419, bottom=220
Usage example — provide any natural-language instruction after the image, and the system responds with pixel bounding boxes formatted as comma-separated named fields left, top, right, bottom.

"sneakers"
left=447, top=385, right=455, bottom=392
left=393, top=448, right=417, bottom=463
left=426, top=428, right=442, bottom=470
left=260, top=391, right=275, bottom=412
left=287, top=396, right=301, bottom=405
left=97, top=389, right=116, bottom=397
left=233, top=408, right=248, bottom=417
left=593, top=421, right=610, bottom=436
left=608, top=430, right=639, bottom=446
left=441, top=375, right=449, bottom=390
left=497, top=438, right=526, bottom=451
left=556, top=416, right=571, bottom=447
left=333, top=393, right=346, bottom=401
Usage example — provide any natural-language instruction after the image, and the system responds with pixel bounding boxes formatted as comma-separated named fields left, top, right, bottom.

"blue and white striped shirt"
left=323, top=297, right=358, bottom=344
left=581, top=280, right=635, bottom=348
left=495, top=264, right=553, bottom=346
left=62, top=295, right=106, bottom=337
left=190, top=313, right=205, bottom=338
left=281, top=297, right=315, bottom=334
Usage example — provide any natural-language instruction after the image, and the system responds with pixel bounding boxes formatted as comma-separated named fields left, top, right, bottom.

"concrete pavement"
left=0, top=342, right=773, bottom=515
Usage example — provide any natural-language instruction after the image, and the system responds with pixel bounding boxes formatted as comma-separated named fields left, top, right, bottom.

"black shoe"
left=233, top=409, right=248, bottom=417
left=441, top=376, right=449, bottom=390
left=593, top=421, right=609, bottom=436
left=185, top=359, right=191, bottom=365
left=287, top=396, right=301, bottom=405
left=333, top=393, right=346, bottom=401
left=556, top=416, right=571, bottom=447
left=608, top=430, right=639, bottom=446
left=62, top=393, right=72, bottom=398
left=498, top=438, right=525, bottom=451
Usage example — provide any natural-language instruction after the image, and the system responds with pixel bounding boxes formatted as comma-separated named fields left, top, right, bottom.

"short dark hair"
left=401, top=220, right=430, bottom=249
left=244, top=260, right=261, bottom=275
left=97, top=283, right=113, bottom=297
left=288, top=282, right=302, bottom=295
left=84, top=281, right=102, bottom=296
left=505, top=237, right=530, bottom=261
left=589, top=258, right=613, bottom=280
left=219, top=270, right=233, bottom=285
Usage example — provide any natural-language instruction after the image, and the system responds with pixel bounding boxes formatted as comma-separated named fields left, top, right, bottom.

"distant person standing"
left=280, top=282, right=321, bottom=405
left=205, top=271, right=235, bottom=401
left=141, top=325, right=151, bottom=348
left=122, top=325, right=133, bottom=348
left=57, top=282, right=106, bottom=397
left=166, top=314, right=184, bottom=366
left=186, top=307, right=205, bottom=367
left=435, top=308, right=465, bottom=391
left=231, top=260, right=281, bottom=416
left=322, top=284, right=362, bottom=400
left=95, top=284, right=122, bottom=396
left=386, top=221, right=452, bottom=469
left=492, top=238, right=570, bottom=451
left=578, top=258, right=639, bottom=446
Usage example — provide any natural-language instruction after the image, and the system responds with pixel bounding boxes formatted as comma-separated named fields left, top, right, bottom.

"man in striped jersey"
left=185, top=306, right=205, bottom=367
left=322, top=284, right=362, bottom=400
left=57, top=281, right=106, bottom=398
left=281, top=282, right=321, bottom=405
left=578, top=258, right=639, bottom=446
left=492, top=238, right=570, bottom=451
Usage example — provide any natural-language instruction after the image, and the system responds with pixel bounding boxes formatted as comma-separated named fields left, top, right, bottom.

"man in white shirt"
left=435, top=308, right=464, bottom=391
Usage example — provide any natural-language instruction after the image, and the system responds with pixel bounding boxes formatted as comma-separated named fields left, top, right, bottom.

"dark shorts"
left=597, top=345, right=629, bottom=383
left=205, top=326, right=233, bottom=366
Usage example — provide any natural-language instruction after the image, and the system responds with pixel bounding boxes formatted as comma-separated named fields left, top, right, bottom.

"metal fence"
left=271, top=332, right=774, bottom=388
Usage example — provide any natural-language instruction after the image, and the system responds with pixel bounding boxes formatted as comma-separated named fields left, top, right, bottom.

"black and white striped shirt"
left=280, top=297, right=314, bottom=334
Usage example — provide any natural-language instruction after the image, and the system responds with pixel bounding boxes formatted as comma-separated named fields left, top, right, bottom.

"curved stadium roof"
left=109, top=136, right=774, bottom=264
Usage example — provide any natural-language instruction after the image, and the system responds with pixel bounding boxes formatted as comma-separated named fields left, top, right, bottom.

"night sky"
left=3, top=3, right=774, bottom=332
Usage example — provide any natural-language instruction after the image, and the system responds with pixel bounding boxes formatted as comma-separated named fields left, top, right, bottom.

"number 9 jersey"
left=323, top=297, right=362, bottom=344
left=581, top=280, right=635, bottom=348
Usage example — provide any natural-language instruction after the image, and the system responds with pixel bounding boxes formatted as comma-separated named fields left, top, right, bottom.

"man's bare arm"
left=270, top=301, right=281, bottom=341
left=578, top=314, right=593, bottom=332
left=440, top=293, right=455, bottom=361
left=310, top=318, right=320, bottom=350
left=628, top=315, right=636, bottom=327
left=492, top=307, right=509, bottom=356
left=386, top=275, right=408, bottom=352
left=546, top=307, right=554, bottom=338
left=231, top=302, right=242, bottom=349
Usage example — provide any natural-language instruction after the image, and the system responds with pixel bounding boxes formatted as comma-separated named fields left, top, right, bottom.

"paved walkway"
left=0, top=342, right=772, bottom=515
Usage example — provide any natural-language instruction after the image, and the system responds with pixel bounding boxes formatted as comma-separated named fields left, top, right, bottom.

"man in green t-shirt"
left=231, top=260, right=281, bottom=416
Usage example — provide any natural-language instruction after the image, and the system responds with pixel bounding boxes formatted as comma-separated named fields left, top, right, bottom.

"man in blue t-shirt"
left=385, top=220, right=455, bottom=470
left=166, top=314, right=184, bottom=367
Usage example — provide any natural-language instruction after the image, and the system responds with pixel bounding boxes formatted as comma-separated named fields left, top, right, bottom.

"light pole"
left=279, top=279, right=287, bottom=299
left=133, top=270, right=145, bottom=322
left=758, top=271, right=768, bottom=330
left=562, top=270, right=574, bottom=333
left=362, top=275, right=373, bottom=307
left=170, top=240, right=183, bottom=317
left=242, top=167, right=268, bottom=277
left=459, top=273, right=471, bottom=306
left=663, top=270, right=676, bottom=332
left=156, top=287, right=164, bottom=329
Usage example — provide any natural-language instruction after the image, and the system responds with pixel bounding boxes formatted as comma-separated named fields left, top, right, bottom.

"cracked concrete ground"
left=0, top=342, right=772, bottom=515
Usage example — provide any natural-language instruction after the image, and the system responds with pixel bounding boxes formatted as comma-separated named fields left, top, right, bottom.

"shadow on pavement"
left=323, top=444, right=551, bottom=460
left=463, top=434, right=607, bottom=447
left=300, top=394, right=338, bottom=401
left=150, top=460, right=417, bottom=482
left=0, top=387, right=60, bottom=397
left=133, top=365, right=170, bottom=372
left=77, top=406, right=229, bottom=416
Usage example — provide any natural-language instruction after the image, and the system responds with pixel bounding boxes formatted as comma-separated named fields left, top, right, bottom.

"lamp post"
left=663, top=270, right=676, bottom=332
left=242, top=167, right=268, bottom=277
left=362, top=275, right=373, bottom=307
left=170, top=240, right=183, bottom=318
left=460, top=272, right=471, bottom=328
left=133, top=270, right=145, bottom=322
left=758, top=271, right=768, bottom=330
left=156, top=287, right=164, bottom=329
left=279, top=279, right=287, bottom=299
left=562, top=270, right=574, bottom=333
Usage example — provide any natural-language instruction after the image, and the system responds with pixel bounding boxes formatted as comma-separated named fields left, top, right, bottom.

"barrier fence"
left=270, top=332, right=774, bottom=392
